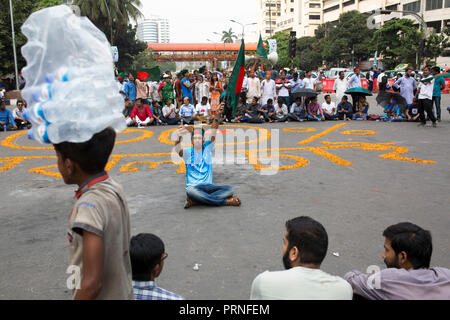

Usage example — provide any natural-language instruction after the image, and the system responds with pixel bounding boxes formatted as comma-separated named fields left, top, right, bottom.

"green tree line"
left=271, top=10, right=449, bottom=70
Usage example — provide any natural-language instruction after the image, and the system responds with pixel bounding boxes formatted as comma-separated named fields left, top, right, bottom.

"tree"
left=271, top=31, right=297, bottom=68
left=320, top=11, right=375, bottom=67
left=114, top=24, right=147, bottom=72
left=296, top=36, right=322, bottom=71
left=426, top=27, right=450, bottom=64
left=0, top=0, right=62, bottom=77
left=372, top=18, right=423, bottom=69
left=221, top=28, right=237, bottom=43
left=133, top=51, right=176, bottom=72
left=75, top=0, right=143, bottom=44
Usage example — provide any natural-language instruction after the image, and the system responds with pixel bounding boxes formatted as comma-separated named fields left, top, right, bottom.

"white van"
left=326, top=68, right=351, bottom=79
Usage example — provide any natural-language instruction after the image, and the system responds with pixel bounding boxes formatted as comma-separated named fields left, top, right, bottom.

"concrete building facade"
left=256, top=0, right=282, bottom=39
left=136, top=16, right=170, bottom=43
left=275, top=0, right=323, bottom=37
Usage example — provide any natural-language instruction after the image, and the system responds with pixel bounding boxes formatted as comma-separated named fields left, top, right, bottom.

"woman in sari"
left=209, top=73, right=223, bottom=115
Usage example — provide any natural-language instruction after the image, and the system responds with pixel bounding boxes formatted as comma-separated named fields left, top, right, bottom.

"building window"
left=290, top=8, right=294, bottom=12
left=426, top=20, right=442, bottom=32
left=385, top=4, right=398, bottom=10
left=426, top=0, right=443, bottom=10
left=446, top=0, right=450, bottom=7
left=403, top=1, right=421, bottom=13
left=323, top=4, right=340, bottom=13
left=343, top=0, right=355, bottom=7
left=309, top=15, right=321, bottom=20
left=309, top=3, right=321, bottom=8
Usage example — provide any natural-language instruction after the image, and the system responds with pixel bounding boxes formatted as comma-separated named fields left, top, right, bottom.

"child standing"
left=54, top=127, right=133, bottom=300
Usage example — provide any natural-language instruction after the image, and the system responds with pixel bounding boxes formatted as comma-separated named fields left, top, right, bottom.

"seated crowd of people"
left=0, top=99, right=31, bottom=131
left=130, top=218, right=450, bottom=300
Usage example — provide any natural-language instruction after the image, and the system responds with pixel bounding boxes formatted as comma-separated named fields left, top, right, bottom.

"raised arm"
left=209, top=102, right=224, bottom=143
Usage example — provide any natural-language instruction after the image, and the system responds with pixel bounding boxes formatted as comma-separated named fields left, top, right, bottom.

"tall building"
left=322, top=0, right=450, bottom=34
left=275, top=0, right=323, bottom=37
left=256, top=0, right=282, bottom=39
left=136, top=16, right=170, bottom=43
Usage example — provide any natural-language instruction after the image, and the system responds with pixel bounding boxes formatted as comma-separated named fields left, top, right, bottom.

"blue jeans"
left=186, top=184, right=234, bottom=206
left=0, top=123, right=14, bottom=131
left=288, top=113, right=306, bottom=121
left=432, top=96, right=441, bottom=120
left=279, top=96, right=290, bottom=107
left=324, top=113, right=337, bottom=120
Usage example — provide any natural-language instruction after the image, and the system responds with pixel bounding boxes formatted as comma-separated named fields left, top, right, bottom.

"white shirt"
left=377, top=73, right=385, bottom=83
left=261, top=79, right=276, bottom=98
left=333, top=78, right=348, bottom=101
left=250, top=266, right=353, bottom=300
left=162, top=104, right=177, bottom=119
left=418, top=80, right=434, bottom=100
left=195, top=102, right=211, bottom=116
left=276, top=80, right=291, bottom=97
left=195, top=81, right=210, bottom=100
left=302, top=77, right=315, bottom=90
left=247, top=77, right=261, bottom=98
left=274, top=103, right=288, bottom=118
left=322, top=101, right=336, bottom=114
left=12, top=107, right=24, bottom=119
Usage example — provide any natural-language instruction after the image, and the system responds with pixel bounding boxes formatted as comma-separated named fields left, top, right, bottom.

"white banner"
left=267, top=39, right=277, bottom=54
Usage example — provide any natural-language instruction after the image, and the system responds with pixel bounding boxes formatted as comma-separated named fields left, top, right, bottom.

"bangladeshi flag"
left=257, top=34, right=267, bottom=58
left=226, top=39, right=245, bottom=117
left=130, top=67, right=161, bottom=82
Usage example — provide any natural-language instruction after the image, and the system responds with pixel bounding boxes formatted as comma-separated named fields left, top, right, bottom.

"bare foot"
left=184, top=198, right=196, bottom=209
left=226, top=197, right=241, bottom=207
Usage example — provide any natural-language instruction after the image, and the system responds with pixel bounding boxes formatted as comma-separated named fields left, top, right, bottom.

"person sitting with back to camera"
left=130, top=233, right=184, bottom=300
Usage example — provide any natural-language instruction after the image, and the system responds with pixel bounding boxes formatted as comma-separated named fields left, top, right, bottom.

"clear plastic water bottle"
left=181, top=118, right=184, bottom=126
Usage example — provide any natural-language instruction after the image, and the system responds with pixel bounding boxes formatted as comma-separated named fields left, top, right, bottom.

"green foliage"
left=34, top=0, right=63, bottom=11
left=132, top=51, right=177, bottom=73
left=426, top=28, right=450, bottom=63
left=0, top=0, right=62, bottom=76
left=221, top=28, right=237, bottom=43
left=320, top=11, right=375, bottom=67
left=296, top=36, right=322, bottom=71
left=372, top=18, right=423, bottom=69
left=114, top=24, right=147, bottom=72
left=271, top=31, right=296, bottom=68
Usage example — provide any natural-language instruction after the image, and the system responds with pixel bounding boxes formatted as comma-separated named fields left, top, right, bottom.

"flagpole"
left=9, top=0, right=19, bottom=90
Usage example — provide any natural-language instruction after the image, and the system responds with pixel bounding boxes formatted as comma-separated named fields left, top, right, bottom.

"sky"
left=140, top=0, right=258, bottom=43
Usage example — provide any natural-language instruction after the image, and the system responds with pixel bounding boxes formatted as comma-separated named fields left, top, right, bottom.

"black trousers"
left=418, top=99, right=436, bottom=124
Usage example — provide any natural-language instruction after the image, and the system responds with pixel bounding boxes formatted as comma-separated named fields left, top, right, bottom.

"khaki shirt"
left=68, top=173, right=133, bottom=300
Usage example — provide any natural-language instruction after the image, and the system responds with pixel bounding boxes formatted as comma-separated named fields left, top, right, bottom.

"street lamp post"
left=9, top=0, right=19, bottom=90
left=207, top=39, right=218, bottom=69
left=230, top=20, right=257, bottom=40
left=213, top=32, right=227, bottom=66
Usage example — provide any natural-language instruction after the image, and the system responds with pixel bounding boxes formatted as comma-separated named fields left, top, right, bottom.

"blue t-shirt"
left=184, top=140, right=213, bottom=188
left=0, top=108, right=14, bottom=125
left=407, top=104, right=419, bottom=117
left=180, top=104, right=195, bottom=117
left=124, top=82, right=137, bottom=101
left=433, top=77, right=445, bottom=97
left=180, top=78, right=192, bottom=98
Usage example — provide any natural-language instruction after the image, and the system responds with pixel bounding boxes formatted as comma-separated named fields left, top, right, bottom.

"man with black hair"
left=130, top=234, right=184, bottom=300
left=431, top=66, right=445, bottom=122
left=344, top=222, right=450, bottom=300
left=54, top=127, right=133, bottom=300
left=250, top=216, right=352, bottom=300
left=175, top=103, right=241, bottom=209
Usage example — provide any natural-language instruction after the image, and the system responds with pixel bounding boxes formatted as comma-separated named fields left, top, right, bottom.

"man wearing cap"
left=276, top=72, right=292, bottom=108
left=175, top=103, right=241, bottom=209
left=245, top=70, right=261, bottom=104
left=117, top=76, right=126, bottom=99
left=261, top=71, right=276, bottom=106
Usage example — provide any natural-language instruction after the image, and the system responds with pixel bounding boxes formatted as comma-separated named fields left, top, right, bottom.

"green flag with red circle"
left=226, top=39, right=246, bottom=117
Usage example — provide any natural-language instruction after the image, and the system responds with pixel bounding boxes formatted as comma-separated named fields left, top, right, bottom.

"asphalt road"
left=0, top=93, right=449, bottom=300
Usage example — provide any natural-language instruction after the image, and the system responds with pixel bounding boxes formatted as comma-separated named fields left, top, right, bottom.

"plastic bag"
left=20, top=5, right=126, bottom=144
